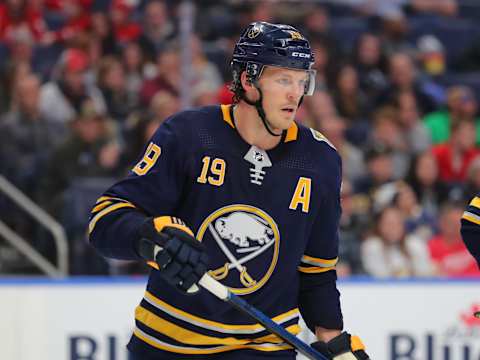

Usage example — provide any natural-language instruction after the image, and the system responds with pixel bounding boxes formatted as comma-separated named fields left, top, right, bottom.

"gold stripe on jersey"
left=221, top=104, right=234, bottom=128
left=470, top=197, right=480, bottom=209
left=89, top=202, right=136, bottom=234
left=143, top=291, right=300, bottom=335
left=462, top=211, right=480, bottom=225
left=133, top=327, right=293, bottom=355
left=92, top=201, right=113, bottom=213
left=300, top=255, right=338, bottom=267
left=298, top=266, right=336, bottom=273
left=135, top=305, right=300, bottom=346
left=284, top=122, right=298, bottom=142
left=298, top=255, right=337, bottom=273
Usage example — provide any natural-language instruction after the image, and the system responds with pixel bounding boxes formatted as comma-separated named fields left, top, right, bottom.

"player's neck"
left=233, top=102, right=282, bottom=150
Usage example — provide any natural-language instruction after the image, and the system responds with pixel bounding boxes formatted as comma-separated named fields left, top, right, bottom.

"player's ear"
left=240, top=71, right=254, bottom=91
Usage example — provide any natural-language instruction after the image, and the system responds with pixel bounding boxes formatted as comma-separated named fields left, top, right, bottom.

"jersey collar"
left=220, top=104, right=298, bottom=143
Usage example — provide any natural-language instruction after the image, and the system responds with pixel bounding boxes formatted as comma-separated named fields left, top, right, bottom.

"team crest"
left=247, top=26, right=261, bottom=39
left=197, top=205, right=280, bottom=295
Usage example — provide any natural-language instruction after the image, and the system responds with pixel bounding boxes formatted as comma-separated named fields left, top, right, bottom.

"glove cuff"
left=153, top=216, right=194, bottom=236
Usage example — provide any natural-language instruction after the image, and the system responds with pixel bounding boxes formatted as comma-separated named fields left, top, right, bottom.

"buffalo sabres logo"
left=197, top=205, right=280, bottom=295
left=289, top=31, right=303, bottom=40
left=247, top=26, right=261, bottom=39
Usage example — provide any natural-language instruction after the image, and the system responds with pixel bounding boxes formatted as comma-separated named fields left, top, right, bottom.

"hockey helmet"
left=231, top=21, right=316, bottom=96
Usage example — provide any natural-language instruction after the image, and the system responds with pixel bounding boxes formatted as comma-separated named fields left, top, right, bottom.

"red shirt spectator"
left=0, top=0, right=47, bottom=43
left=111, top=0, right=141, bottom=43
left=48, top=0, right=93, bottom=43
left=431, top=119, right=480, bottom=182
left=428, top=202, right=480, bottom=276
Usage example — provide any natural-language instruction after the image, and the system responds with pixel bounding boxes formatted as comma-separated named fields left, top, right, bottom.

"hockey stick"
left=196, top=274, right=328, bottom=360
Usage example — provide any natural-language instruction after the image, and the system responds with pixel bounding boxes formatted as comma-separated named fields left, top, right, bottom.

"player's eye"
left=276, top=78, right=291, bottom=86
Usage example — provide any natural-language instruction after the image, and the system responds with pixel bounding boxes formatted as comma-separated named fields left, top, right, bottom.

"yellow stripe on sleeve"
left=88, top=202, right=136, bottom=234
left=92, top=201, right=113, bottom=213
left=462, top=212, right=480, bottom=225
left=301, top=255, right=338, bottom=267
left=470, top=197, right=480, bottom=209
left=298, top=266, right=336, bottom=273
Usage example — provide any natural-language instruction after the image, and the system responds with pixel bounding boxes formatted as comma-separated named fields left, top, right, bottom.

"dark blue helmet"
left=231, top=21, right=316, bottom=96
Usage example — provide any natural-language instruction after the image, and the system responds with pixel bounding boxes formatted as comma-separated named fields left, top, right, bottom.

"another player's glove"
left=136, top=216, right=209, bottom=294
left=311, top=332, right=370, bottom=360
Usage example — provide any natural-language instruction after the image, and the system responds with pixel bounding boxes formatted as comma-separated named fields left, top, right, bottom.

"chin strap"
left=242, top=84, right=282, bottom=137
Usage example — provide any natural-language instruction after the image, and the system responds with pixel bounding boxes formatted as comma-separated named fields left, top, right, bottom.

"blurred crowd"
left=0, top=0, right=480, bottom=277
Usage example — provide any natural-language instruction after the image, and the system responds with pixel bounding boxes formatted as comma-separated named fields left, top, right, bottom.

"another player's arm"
left=461, top=194, right=480, bottom=268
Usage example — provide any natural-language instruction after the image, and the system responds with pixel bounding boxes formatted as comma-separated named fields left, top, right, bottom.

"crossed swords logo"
left=208, top=223, right=275, bottom=288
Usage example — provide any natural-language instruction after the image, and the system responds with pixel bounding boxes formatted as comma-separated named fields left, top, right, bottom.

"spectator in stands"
left=378, top=52, right=440, bottom=114
left=109, top=0, right=141, bottom=45
left=352, top=32, right=388, bottom=100
left=138, top=0, right=176, bottom=62
left=330, top=62, right=369, bottom=123
left=0, top=74, right=62, bottom=199
left=40, top=99, right=121, bottom=216
left=43, top=0, right=92, bottom=46
left=416, top=35, right=446, bottom=78
left=0, top=31, right=34, bottom=114
left=428, top=202, right=480, bottom=277
left=393, top=181, right=438, bottom=242
left=140, top=46, right=180, bottom=106
left=354, top=143, right=395, bottom=199
left=406, top=0, right=458, bottom=17
left=97, top=56, right=131, bottom=124
left=423, top=85, right=480, bottom=145
left=369, top=106, right=410, bottom=179
left=121, top=41, right=146, bottom=110
left=395, top=90, right=432, bottom=154
left=337, top=180, right=366, bottom=276
left=89, top=11, right=117, bottom=57
left=407, top=150, right=450, bottom=217
left=190, top=34, right=223, bottom=104
left=39, top=48, right=105, bottom=126
left=317, top=115, right=366, bottom=184
left=124, top=90, right=180, bottom=167
left=302, top=89, right=337, bottom=129
left=309, top=37, right=334, bottom=88
left=301, top=4, right=339, bottom=57
left=0, top=0, right=47, bottom=43
left=378, top=8, right=414, bottom=56
left=431, top=118, right=480, bottom=184
left=361, top=206, right=435, bottom=277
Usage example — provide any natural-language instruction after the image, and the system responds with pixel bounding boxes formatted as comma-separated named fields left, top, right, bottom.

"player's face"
left=258, top=66, right=308, bottom=130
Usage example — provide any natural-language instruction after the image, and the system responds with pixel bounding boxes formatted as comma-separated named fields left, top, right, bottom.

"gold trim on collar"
left=221, top=104, right=234, bottom=128
left=284, top=122, right=298, bottom=142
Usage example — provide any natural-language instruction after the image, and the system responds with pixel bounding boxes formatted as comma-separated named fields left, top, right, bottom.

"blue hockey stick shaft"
left=197, top=275, right=328, bottom=360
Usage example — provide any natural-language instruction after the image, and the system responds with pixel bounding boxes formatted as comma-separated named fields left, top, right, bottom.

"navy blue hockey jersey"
left=461, top=194, right=480, bottom=267
left=89, top=105, right=342, bottom=357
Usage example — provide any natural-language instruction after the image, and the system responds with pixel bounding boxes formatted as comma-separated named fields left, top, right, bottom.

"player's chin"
left=279, top=110, right=296, bottom=125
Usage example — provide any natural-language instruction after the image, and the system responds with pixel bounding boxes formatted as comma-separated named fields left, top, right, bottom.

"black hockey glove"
left=136, top=216, right=209, bottom=294
left=311, top=332, right=370, bottom=360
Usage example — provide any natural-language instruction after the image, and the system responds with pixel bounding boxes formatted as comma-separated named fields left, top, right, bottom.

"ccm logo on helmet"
left=291, top=52, right=311, bottom=58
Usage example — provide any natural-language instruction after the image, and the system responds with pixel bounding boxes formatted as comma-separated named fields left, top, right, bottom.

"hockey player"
left=89, top=21, right=370, bottom=360
left=461, top=194, right=480, bottom=268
